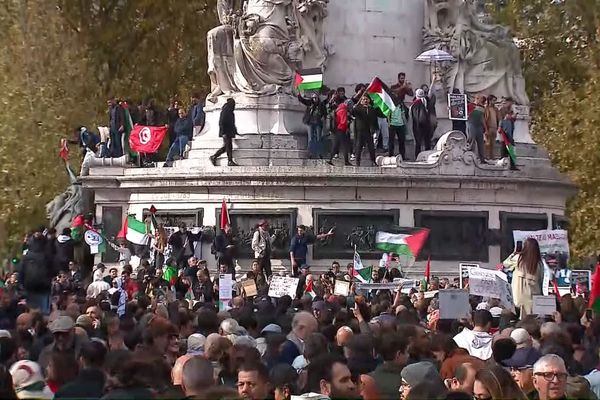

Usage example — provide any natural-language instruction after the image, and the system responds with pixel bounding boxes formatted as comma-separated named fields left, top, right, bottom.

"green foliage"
left=490, top=0, right=600, bottom=258
left=0, top=0, right=217, bottom=258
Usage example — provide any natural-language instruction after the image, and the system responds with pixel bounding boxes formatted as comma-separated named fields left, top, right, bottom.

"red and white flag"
left=129, top=124, right=168, bottom=153
left=220, top=198, right=230, bottom=230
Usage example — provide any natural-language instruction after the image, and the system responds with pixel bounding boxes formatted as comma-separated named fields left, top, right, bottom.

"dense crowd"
left=1, top=224, right=599, bottom=400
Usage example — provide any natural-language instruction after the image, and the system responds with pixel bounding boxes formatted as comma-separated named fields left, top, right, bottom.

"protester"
left=388, top=93, right=408, bottom=159
left=298, top=92, right=327, bottom=159
left=483, top=94, right=499, bottom=159
left=467, top=95, right=486, bottom=163
left=453, top=309, right=494, bottom=360
left=252, top=220, right=274, bottom=278
left=410, top=88, right=434, bottom=159
left=390, top=72, right=414, bottom=102
left=210, top=97, right=239, bottom=166
left=107, top=97, right=124, bottom=157
left=328, top=99, right=352, bottom=166
left=289, top=226, right=333, bottom=277
left=511, top=238, right=544, bottom=317
left=473, top=364, right=528, bottom=400
left=164, top=108, right=193, bottom=167
left=191, top=93, right=206, bottom=136
left=352, top=95, right=382, bottom=167
left=532, top=354, right=569, bottom=400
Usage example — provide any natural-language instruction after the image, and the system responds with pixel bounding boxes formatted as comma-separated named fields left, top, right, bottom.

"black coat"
left=219, top=101, right=237, bottom=138
left=54, top=368, right=106, bottom=399
left=352, top=104, right=382, bottom=134
left=19, top=237, right=56, bottom=294
left=410, top=99, right=433, bottom=140
left=55, top=235, right=74, bottom=270
left=298, top=94, right=327, bottom=125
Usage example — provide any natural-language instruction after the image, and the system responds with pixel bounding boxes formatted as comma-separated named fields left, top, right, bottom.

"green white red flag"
left=498, top=127, right=517, bottom=165
left=294, top=68, right=323, bottom=91
left=367, top=77, right=396, bottom=118
left=375, top=229, right=430, bottom=259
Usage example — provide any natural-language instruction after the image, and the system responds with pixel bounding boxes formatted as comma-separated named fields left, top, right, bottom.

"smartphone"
left=586, top=309, right=593, bottom=321
left=515, top=241, right=523, bottom=253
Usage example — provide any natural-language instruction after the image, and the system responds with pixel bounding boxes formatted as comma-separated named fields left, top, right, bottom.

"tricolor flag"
left=589, top=265, right=600, bottom=313
left=118, top=215, right=150, bottom=246
left=352, top=250, right=372, bottom=283
left=163, top=264, right=178, bottom=287
left=366, top=77, right=396, bottom=118
left=375, top=229, right=430, bottom=259
left=70, top=214, right=85, bottom=242
left=498, top=126, right=517, bottom=165
left=294, top=68, right=323, bottom=91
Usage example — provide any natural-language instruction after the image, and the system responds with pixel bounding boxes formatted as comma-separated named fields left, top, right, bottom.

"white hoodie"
left=453, top=328, right=493, bottom=360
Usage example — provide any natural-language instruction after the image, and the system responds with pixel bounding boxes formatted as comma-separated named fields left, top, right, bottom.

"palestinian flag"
left=376, top=229, right=430, bottom=259
left=498, top=126, right=517, bottom=165
left=352, top=250, right=372, bottom=283
left=118, top=215, right=149, bottom=245
left=305, top=280, right=317, bottom=299
left=366, top=77, right=396, bottom=118
left=294, top=68, right=323, bottom=91
left=70, top=214, right=85, bottom=242
left=589, top=265, right=600, bottom=313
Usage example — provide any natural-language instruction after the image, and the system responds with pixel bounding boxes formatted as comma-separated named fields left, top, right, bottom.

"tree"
left=489, top=0, right=600, bottom=258
left=0, top=0, right=218, bottom=258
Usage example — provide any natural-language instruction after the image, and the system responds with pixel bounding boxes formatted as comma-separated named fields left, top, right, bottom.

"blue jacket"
left=192, top=103, right=205, bottom=127
left=174, top=117, right=193, bottom=139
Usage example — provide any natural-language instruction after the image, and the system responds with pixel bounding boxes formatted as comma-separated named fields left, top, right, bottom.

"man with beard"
left=304, top=354, right=358, bottom=399
left=38, top=316, right=87, bottom=370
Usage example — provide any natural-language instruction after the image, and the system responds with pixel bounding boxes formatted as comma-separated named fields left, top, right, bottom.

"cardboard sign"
left=268, top=276, right=299, bottom=298
left=459, top=263, right=479, bottom=289
left=439, top=289, right=471, bottom=319
left=241, top=279, right=258, bottom=297
left=334, top=280, right=350, bottom=296
left=496, top=270, right=515, bottom=311
left=448, top=93, right=468, bottom=120
left=532, top=295, right=557, bottom=316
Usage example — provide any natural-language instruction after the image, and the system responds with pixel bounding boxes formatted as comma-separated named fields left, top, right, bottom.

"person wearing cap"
left=187, top=333, right=206, bottom=356
left=38, top=316, right=86, bottom=371
left=400, top=361, right=447, bottom=400
left=511, top=328, right=533, bottom=349
left=502, top=347, right=542, bottom=399
left=252, top=220, right=275, bottom=278
left=168, top=222, right=202, bottom=268
left=9, top=360, right=53, bottom=399
left=256, top=324, right=282, bottom=357
left=289, top=225, right=334, bottom=277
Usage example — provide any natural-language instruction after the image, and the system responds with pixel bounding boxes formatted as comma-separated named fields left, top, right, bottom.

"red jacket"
left=335, top=103, right=349, bottom=132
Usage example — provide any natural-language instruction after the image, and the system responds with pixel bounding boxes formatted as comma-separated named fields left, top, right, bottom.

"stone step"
left=187, top=148, right=308, bottom=160
left=190, top=133, right=308, bottom=151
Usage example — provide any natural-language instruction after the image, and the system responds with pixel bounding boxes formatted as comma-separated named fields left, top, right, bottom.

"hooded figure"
left=410, top=88, right=433, bottom=160
left=452, top=327, right=494, bottom=360
left=55, top=228, right=74, bottom=271
left=210, top=98, right=238, bottom=166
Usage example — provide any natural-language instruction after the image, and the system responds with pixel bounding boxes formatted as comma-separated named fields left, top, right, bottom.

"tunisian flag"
left=129, top=124, right=168, bottom=153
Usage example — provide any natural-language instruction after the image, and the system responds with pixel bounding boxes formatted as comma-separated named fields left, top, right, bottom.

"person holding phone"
left=289, top=225, right=334, bottom=277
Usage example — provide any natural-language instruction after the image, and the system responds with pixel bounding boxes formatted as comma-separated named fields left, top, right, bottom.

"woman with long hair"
left=512, top=238, right=544, bottom=317
left=473, top=364, right=527, bottom=400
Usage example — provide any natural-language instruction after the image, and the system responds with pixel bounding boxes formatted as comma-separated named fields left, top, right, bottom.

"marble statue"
left=46, top=163, right=83, bottom=232
left=207, top=0, right=328, bottom=99
left=424, top=0, right=529, bottom=105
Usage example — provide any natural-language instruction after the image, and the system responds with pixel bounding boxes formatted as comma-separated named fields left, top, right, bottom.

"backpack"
left=336, top=103, right=349, bottom=132
left=22, top=254, right=50, bottom=292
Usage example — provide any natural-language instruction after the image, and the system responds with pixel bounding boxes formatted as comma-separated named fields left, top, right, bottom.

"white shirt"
left=87, top=280, right=110, bottom=298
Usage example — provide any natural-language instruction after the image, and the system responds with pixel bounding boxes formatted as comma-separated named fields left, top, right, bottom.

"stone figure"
left=424, top=0, right=529, bottom=105
left=207, top=0, right=328, bottom=98
left=46, top=163, right=83, bottom=233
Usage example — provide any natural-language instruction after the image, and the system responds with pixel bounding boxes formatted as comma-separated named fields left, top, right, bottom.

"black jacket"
left=298, top=94, right=327, bottom=125
left=352, top=104, right=382, bottom=134
left=219, top=101, right=237, bottom=138
left=55, top=235, right=74, bottom=271
left=20, top=236, right=56, bottom=294
left=54, top=368, right=106, bottom=399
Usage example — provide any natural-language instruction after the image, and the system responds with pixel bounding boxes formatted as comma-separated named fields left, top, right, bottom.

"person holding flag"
left=498, top=109, right=519, bottom=170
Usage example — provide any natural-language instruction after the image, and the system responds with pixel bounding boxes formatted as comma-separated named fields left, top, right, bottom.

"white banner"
left=468, top=267, right=515, bottom=311
left=219, top=274, right=233, bottom=301
left=512, top=229, right=569, bottom=257
left=268, top=276, right=299, bottom=298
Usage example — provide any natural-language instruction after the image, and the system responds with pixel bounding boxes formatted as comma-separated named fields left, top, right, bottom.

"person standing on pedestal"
left=353, top=95, right=383, bottom=167
left=107, top=97, right=124, bottom=158
left=214, top=223, right=235, bottom=279
left=210, top=98, right=238, bottom=166
left=410, top=89, right=434, bottom=160
left=298, top=92, right=327, bottom=159
left=483, top=94, right=499, bottom=159
left=388, top=93, right=409, bottom=160
left=251, top=220, right=274, bottom=278
left=328, top=100, right=352, bottom=166
left=289, top=225, right=334, bottom=277
left=467, top=95, right=487, bottom=163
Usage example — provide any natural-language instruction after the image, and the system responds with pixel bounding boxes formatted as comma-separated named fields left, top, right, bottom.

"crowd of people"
left=75, top=72, right=518, bottom=170
left=0, top=221, right=598, bottom=400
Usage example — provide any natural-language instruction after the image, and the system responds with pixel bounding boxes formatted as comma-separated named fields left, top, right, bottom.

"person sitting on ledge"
left=163, top=108, right=193, bottom=167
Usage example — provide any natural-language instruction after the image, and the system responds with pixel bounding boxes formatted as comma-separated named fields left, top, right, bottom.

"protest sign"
left=459, top=263, right=479, bottom=288
left=512, top=230, right=569, bottom=257
left=532, top=295, right=557, bottom=316
left=218, top=274, right=233, bottom=311
left=448, top=93, right=468, bottom=120
left=496, top=270, right=515, bottom=311
left=334, top=281, right=350, bottom=296
left=468, top=267, right=501, bottom=298
left=268, top=276, right=299, bottom=298
left=571, top=270, right=592, bottom=293
left=241, top=279, right=258, bottom=297
left=439, top=289, right=470, bottom=319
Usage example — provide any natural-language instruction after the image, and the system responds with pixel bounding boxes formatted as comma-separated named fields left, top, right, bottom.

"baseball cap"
left=220, top=318, right=241, bottom=335
left=401, top=361, right=444, bottom=388
left=490, top=307, right=503, bottom=318
left=260, top=324, right=282, bottom=336
left=75, top=315, right=94, bottom=331
left=0, top=330, right=12, bottom=339
left=502, top=347, right=541, bottom=369
left=510, top=328, right=532, bottom=349
left=49, top=316, right=74, bottom=333
left=187, top=333, right=206, bottom=355
left=9, top=360, right=51, bottom=399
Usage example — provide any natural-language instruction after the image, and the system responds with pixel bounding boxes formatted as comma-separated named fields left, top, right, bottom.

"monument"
left=81, top=0, right=574, bottom=278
